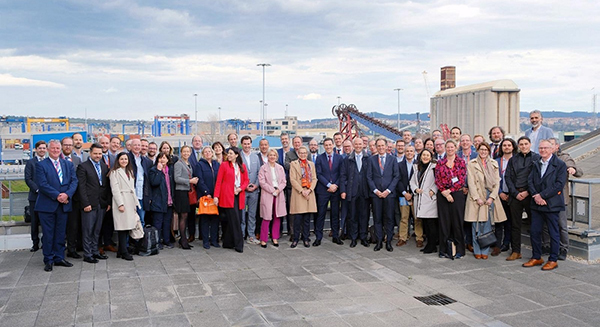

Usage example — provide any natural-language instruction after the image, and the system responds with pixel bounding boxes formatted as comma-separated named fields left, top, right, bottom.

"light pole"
left=394, top=88, right=403, bottom=130
left=337, top=96, right=341, bottom=106
left=218, top=106, right=221, bottom=135
left=257, top=63, right=271, bottom=137
left=285, top=104, right=288, bottom=117
left=193, top=94, right=198, bottom=134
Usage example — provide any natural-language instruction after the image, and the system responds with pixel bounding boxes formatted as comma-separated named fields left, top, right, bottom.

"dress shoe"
left=93, top=253, right=108, bottom=260
left=289, top=235, right=294, bottom=242
left=54, top=260, right=73, bottom=267
left=328, top=231, right=333, bottom=237
left=290, top=241, right=298, bottom=248
left=481, top=255, right=488, bottom=260
left=423, top=247, right=437, bottom=254
left=374, top=242, right=383, bottom=251
left=340, top=233, right=347, bottom=241
left=188, top=236, right=195, bottom=243
left=500, top=244, right=510, bottom=252
left=203, top=244, right=210, bottom=249
left=84, top=256, right=99, bottom=264
left=506, top=252, right=522, bottom=261
left=386, top=242, right=393, bottom=252
left=312, top=239, right=321, bottom=247
left=235, top=248, right=243, bottom=253
left=350, top=240, right=357, bottom=248
left=44, top=263, right=53, bottom=272
left=332, top=237, right=344, bottom=245
left=542, top=261, right=558, bottom=271
left=396, top=240, right=407, bottom=247
left=474, top=254, right=482, bottom=259
left=30, top=245, right=40, bottom=252
left=303, top=240, right=311, bottom=248
left=558, top=249, right=567, bottom=261
left=104, top=245, right=117, bottom=253
left=98, top=247, right=106, bottom=256
left=211, top=243, right=221, bottom=248
left=491, top=247, right=501, bottom=256
left=67, top=251, right=82, bottom=259
left=121, top=254, right=134, bottom=261
left=466, top=244, right=474, bottom=253
left=522, top=258, right=544, bottom=267
left=360, top=239, right=370, bottom=247
left=416, top=240, right=424, bottom=248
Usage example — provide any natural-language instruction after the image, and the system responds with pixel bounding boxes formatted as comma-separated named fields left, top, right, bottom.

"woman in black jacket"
left=149, top=152, right=175, bottom=249
left=196, top=146, right=221, bottom=249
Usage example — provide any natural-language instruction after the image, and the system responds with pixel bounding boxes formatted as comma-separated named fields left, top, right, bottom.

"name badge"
left=451, top=177, right=459, bottom=184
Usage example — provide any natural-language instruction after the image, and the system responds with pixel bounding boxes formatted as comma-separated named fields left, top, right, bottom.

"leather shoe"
left=121, top=254, right=134, bottom=261
left=481, top=255, right=488, bottom=260
left=104, top=245, right=118, bottom=253
left=332, top=237, right=344, bottom=245
left=188, top=236, right=195, bottom=243
left=386, top=242, right=393, bottom=252
left=542, top=261, right=558, bottom=271
left=522, top=258, right=544, bottom=267
left=93, top=253, right=108, bottom=260
left=374, top=242, right=383, bottom=251
left=360, top=239, right=370, bottom=247
left=350, top=240, right=357, bottom=248
left=44, top=263, right=53, bottom=272
left=290, top=241, right=298, bottom=248
left=466, top=244, right=474, bottom=253
left=303, top=241, right=311, bottom=248
left=98, top=247, right=106, bottom=256
left=416, top=240, right=424, bottom=248
left=474, top=254, right=482, bottom=259
left=506, top=252, right=522, bottom=261
left=54, top=260, right=73, bottom=267
left=67, top=251, right=82, bottom=259
left=84, top=256, right=99, bottom=264
left=30, top=245, right=40, bottom=252
left=396, top=240, right=407, bottom=247
left=491, top=247, right=501, bottom=256
left=312, top=239, right=321, bottom=247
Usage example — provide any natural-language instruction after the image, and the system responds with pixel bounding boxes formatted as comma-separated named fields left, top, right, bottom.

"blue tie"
left=94, top=161, right=102, bottom=185
left=54, top=160, right=63, bottom=183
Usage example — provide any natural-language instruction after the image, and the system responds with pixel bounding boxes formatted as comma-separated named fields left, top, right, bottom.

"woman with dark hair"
left=493, top=138, right=518, bottom=255
left=424, top=138, right=435, bottom=152
left=410, top=149, right=438, bottom=254
left=197, top=146, right=220, bottom=249
left=173, top=145, right=198, bottom=249
left=212, top=141, right=225, bottom=164
left=465, top=143, right=507, bottom=259
left=435, top=139, right=468, bottom=259
left=159, top=141, right=178, bottom=164
left=213, top=147, right=249, bottom=253
left=108, top=152, right=139, bottom=261
left=149, top=152, right=175, bottom=249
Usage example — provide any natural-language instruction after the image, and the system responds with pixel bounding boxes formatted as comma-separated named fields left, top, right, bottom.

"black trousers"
left=494, top=199, right=511, bottom=248
left=66, top=201, right=82, bottom=253
left=371, top=195, right=396, bottom=243
left=201, top=214, right=219, bottom=247
left=293, top=213, right=312, bottom=242
left=221, top=196, right=244, bottom=252
left=29, top=200, right=41, bottom=247
left=99, top=208, right=115, bottom=247
left=509, top=195, right=531, bottom=254
left=117, top=230, right=129, bottom=256
left=187, top=204, right=200, bottom=238
left=347, top=196, right=368, bottom=241
left=422, top=218, right=439, bottom=251
left=437, top=191, right=466, bottom=256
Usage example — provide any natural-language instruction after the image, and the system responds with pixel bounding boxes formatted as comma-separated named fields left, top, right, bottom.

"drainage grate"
left=414, top=293, right=456, bottom=306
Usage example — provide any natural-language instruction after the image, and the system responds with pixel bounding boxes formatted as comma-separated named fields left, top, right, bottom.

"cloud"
left=297, top=93, right=322, bottom=100
left=0, top=73, right=65, bottom=88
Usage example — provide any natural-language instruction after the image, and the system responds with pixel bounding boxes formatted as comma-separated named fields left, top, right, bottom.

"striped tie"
left=54, top=160, right=63, bottom=183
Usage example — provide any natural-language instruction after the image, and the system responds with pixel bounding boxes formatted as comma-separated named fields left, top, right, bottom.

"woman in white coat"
left=257, top=149, right=287, bottom=248
left=109, top=152, right=140, bottom=261
left=410, top=149, right=439, bottom=254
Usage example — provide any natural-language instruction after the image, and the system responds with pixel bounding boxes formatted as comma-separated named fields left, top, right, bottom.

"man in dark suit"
left=523, top=139, right=567, bottom=271
left=128, top=138, right=153, bottom=225
left=276, top=133, right=291, bottom=167
left=309, top=138, right=319, bottom=163
left=396, top=145, right=422, bottom=247
left=61, top=137, right=84, bottom=259
left=188, top=135, right=204, bottom=242
left=108, top=137, right=122, bottom=167
left=367, top=138, right=400, bottom=252
left=489, top=126, right=505, bottom=159
left=35, top=139, right=78, bottom=271
left=314, top=137, right=343, bottom=246
left=98, top=136, right=118, bottom=253
left=340, top=137, right=370, bottom=247
left=25, top=140, right=47, bottom=252
left=77, top=143, right=111, bottom=264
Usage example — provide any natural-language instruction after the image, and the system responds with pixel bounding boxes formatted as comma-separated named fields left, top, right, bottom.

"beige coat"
left=289, top=160, right=317, bottom=214
left=464, top=159, right=507, bottom=223
left=109, top=168, right=141, bottom=231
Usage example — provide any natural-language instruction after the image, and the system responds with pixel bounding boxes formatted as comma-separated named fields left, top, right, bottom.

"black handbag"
left=475, top=206, right=497, bottom=248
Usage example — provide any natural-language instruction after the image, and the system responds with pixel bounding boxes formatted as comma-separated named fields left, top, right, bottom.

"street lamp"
left=193, top=94, right=198, bottom=134
left=394, top=88, right=403, bottom=130
left=257, top=63, right=271, bottom=137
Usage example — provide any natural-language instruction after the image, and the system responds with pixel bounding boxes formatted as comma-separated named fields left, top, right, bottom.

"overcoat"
left=289, top=160, right=317, bottom=214
left=464, top=158, right=507, bottom=223
left=258, top=163, right=287, bottom=220
left=409, top=163, right=438, bottom=219
left=109, top=168, right=140, bottom=231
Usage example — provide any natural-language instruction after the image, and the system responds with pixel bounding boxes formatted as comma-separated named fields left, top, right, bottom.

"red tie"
left=328, top=155, right=332, bottom=170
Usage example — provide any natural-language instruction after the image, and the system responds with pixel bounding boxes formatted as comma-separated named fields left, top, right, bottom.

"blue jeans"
left=137, top=200, right=145, bottom=226
left=472, top=217, right=493, bottom=255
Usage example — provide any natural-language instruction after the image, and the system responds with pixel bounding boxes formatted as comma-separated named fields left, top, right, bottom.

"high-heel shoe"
left=260, top=242, right=267, bottom=248
left=290, top=241, right=298, bottom=248
left=272, top=240, right=279, bottom=247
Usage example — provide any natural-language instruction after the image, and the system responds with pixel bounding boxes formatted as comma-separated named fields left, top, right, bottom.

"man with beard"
left=488, top=126, right=505, bottom=159
left=525, top=110, right=554, bottom=154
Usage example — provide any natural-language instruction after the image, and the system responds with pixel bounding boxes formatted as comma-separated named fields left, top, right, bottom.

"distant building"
left=265, top=116, right=297, bottom=135
left=430, top=73, right=520, bottom=138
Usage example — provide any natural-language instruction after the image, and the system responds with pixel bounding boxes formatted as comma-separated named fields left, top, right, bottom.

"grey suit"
left=241, top=150, right=261, bottom=238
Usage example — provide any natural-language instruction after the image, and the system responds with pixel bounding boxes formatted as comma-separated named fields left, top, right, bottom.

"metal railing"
left=1, top=166, right=27, bottom=224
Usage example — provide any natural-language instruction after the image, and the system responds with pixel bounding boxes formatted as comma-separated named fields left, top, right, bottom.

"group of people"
left=25, top=109, right=581, bottom=272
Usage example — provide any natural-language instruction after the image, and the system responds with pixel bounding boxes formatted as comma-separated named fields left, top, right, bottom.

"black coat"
left=76, top=159, right=111, bottom=209
left=194, top=158, right=220, bottom=197
left=340, top=152, right=369, bottom=200
left=148, top=165, right=175, bottom=213
left=528, top=155, right=567, bottom=213
left=128, top=152, right=153, bottom=210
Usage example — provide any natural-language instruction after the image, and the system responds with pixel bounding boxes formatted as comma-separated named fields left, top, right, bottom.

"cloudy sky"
left=1, top=0, right=599, bottom=122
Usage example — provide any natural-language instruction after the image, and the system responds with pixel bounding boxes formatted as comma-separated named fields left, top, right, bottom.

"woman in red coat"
left=214, top=147, right=249, bottom=253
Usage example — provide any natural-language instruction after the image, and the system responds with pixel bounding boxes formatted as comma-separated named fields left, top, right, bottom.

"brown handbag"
left=197, top=195, right=219, bottom=215
left=187, top=166, right=198, bottom=205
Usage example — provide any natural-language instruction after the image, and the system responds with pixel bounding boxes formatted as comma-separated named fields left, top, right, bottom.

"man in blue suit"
left=367, top=138, right=400, bottom=252
left=314, top=137, right=343, bottom=246
left=340, top=138, right=370, bottom=248
left=241, top=135, right=261, bottom=243
left=25, top=140, right=47, bottom=252
left=35, top=140, right=78, bottom=272
left=523, top=139, right=566, bottom=271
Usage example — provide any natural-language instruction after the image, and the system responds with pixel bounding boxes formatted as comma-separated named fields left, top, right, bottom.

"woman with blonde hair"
left=288, top=146, right=317, bottom=248
left=257, top=149, right=287, bottom=248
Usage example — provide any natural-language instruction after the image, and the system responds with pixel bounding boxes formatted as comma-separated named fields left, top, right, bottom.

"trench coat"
left=258, top=163, right=287, bottom=220
left=109, top=168, right=140, bottom=231
left=409, top=163, right=438, bottom=219
left=289, top=159, right=317, bottom=215
left=464, top=158, right=507, bottom=223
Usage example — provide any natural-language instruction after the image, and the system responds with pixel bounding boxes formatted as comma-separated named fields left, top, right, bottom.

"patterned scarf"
left=299, top=159, right=312, bottom=188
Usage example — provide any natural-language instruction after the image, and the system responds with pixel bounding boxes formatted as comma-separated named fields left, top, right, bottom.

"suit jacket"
left=525, top=125, right=554, bottom=153
left=366, top=153, right=400, bottom=198
left=73, top=150, right=89, bottom=162
left=241, top=150, right=260, bottom=187
left=77, top=159, right=111, bottom=209
left=61, top=153, right=82, bottom=169
left=277, top=148, right=289, bottom=167
left=284, top=149, right=299, bottom=172
left=148, top=164, right=175, bottom=213
left=128, top=152, right=153, bottom=210
left=101, top=152, right=115, bottom=169
left=528, top=154, right=567, bottom=212
left=397, top=158, right=416, bottom=196
left=257, top=152, right=268, bottom=167
left=315, top=152, right=343, bottom=196
left=339, top=152, right=369, bottom=200
left=25, top=157, right=43, bottom=201
left=189, top=147, right=203, bottom=167
left=34, top=158, right=78, bottom=213
left=195, top=158, right=220, bottom=197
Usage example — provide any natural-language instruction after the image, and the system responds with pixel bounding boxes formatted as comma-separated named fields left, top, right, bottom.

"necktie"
left=103, top=154, right=110, bottom=168
left=94, top=161, right=103, bottom=185
left=356, top=155, right=362, bottom=172
left=54, top=160, right=63, bottom=183
left=312, top=154, right=316, bottom=162
left=328, top=155, right=332, bottom=170
left=196, top=151, right=200, bottom=160
left=379, top=156, right=385, bottom=174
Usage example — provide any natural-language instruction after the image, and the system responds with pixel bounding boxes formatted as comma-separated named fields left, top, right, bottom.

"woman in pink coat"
left=257, top=149, right=287, bottom=248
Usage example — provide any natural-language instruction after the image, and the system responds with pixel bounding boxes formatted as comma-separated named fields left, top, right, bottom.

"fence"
left=0, top=165, right=27, bottom=224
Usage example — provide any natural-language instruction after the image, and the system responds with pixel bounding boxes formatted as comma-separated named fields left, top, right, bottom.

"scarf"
left=418, top=162, right=430, bottom=188
left=299, top=159, right=312, bottom=188
left=477, top=156, right=497, bottom=192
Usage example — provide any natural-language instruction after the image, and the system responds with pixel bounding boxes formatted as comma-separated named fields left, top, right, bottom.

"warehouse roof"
left=433, top=79, right=520, bottom=97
